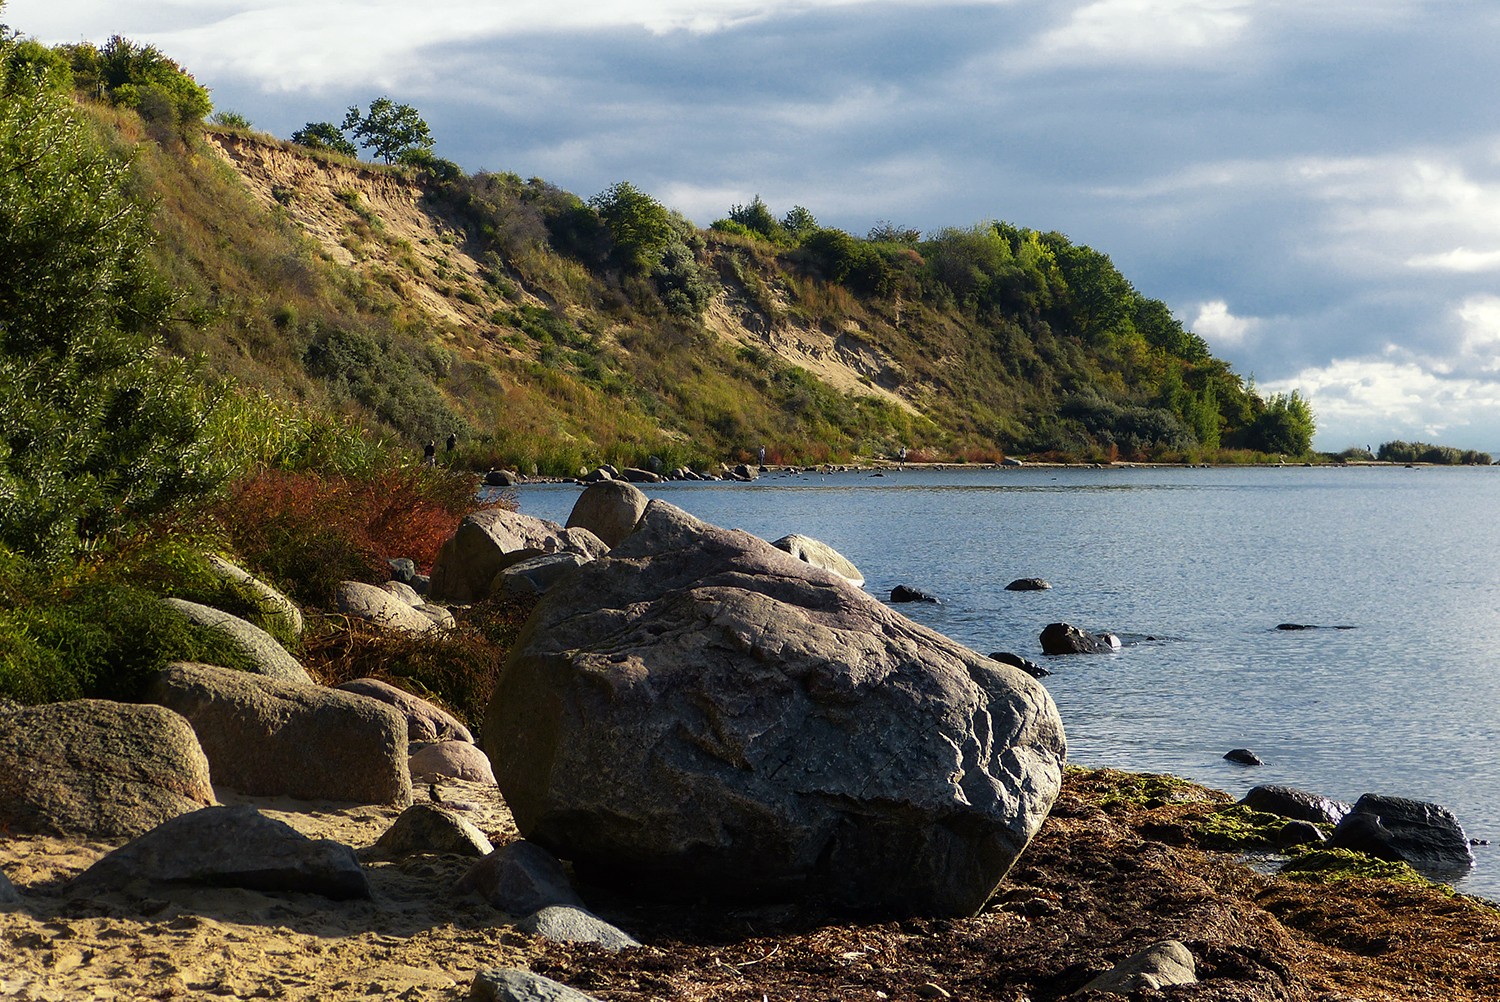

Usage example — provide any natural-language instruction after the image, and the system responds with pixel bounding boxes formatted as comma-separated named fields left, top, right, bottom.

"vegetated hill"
left=100, top=96, right=1306, bottom=473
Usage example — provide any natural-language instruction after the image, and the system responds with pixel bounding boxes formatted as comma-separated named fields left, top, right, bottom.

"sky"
left=8, top=0, right=1500, bottom=451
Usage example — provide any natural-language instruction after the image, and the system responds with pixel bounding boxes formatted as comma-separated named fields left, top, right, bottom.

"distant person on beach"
left=898, top=445, right=907, bottom=470
left=758, top=445, right=766, bottom=466
left=446, top=432, right=457, bottom=453
left=423, top=440, right=436, bottom=466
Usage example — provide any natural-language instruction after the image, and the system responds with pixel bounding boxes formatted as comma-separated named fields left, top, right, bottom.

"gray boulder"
left=1005, top=578, right=1051, bottom=592
left=496, top=553, right=589, bottom=598
left=0, top=869, right=19, bottom=906
left=1076, top=940, right=1197, bottom=997
left=335, top=677, right=473, bottom=743
left=206, top=555, right=304, bottom=638
left=565, top=481, right=649, bottom=548
left=382, top=579, right=424, bottom=606
left=1039, top=622, right=1120, bottom=655
left=484, top=500, right=1066, bottom=918
left=376, top=803, right=493, bottom=857
left=162, top=597, right=312, bottom=683
left=429, top=508, right=609, bottom=602
left=149, top=662, right=411, bottom=806
left=619, top=467, right=662, bottom=484
left=0, top=700, right=215, bottom=839
left=1239, top=784, right=1351, bottom=826
left=455, top=840, right=586, bottom=914
left=1328, top=794, right=1474, bottom=877
left=518, top=905, right=640, bottom=951
left=388, top=557, right=417, bottom=583
left=470, top=969, right=603, bottom=1002
left=770, top=533, right=865, bottom=587
left=410, top=740, right=497, bottom=784
left=989, top=652, right=1050, bottom=679
left=336, top=580, right=441, bottom=635
left=70, top=805, right=370, bottom=900
left=417, top=604, right=457, bottom=629
left=485, top=469, right=519, bottom=487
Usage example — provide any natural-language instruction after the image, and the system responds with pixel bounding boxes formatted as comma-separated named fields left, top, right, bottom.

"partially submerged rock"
left=1328, top=794, right=1474, bottom=877
left=485, top=500, right=1066, bottom=918
left=1239, top=784, right=1351, bottom=826
left=149, top=662, right=411, bottom=806
left=0, top=700, right=215, bottom=838
left=1039, top=622, right=1120, bottom=655
left=989, top=651, right=1050, bottom=678
left=70, top=804, right=370, bottom=900
left=1005, top=578, right=1051, bottom=592
left=889, top=583, right=938, bottom=603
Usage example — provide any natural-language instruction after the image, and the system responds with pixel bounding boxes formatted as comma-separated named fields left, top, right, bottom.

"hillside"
left=106, top=115, right=1302, bottom=472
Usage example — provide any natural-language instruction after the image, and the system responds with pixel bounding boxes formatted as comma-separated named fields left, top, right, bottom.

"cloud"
left=1021, top=0, right=1253, bottom=68
left=1188, top=300, right=1257, bottom=348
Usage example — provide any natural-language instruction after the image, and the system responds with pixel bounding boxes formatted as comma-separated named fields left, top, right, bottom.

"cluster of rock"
left=1239, top=784, right=1476, bottom=877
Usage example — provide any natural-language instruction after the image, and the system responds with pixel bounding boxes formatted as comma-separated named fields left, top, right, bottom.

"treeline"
left=1375, top=441, right=1493, bottom=465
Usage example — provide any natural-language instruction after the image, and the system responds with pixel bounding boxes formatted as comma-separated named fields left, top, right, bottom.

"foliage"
left=0, top=54, right=229, bottom=562
left=302, top=324, right=466, bottom=443
left=724, top=195, right=788, bottom=243
left=211, top=467, right=479, bottom=605
left=291, top=120, right=359, bottom=157
left=4, top=37, right=70, bottom=92
left=342, top=97, right=434, bottom=164
left=396, top=146, right=463, bottom=182
left=66, top=35, right=213, bottom=132
left=1250, top=391, right=1316, bottom=456
left=1377, top=440, right=1492, bottom=465
left=590, top=180, right=672, bottom=272
left=209, top=109, right=252, bottom=129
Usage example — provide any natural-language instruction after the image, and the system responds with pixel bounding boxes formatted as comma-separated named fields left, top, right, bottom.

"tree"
left=727, top=195, right=785, bottom=242
left=782, top=205, right=817, bottom=239
left=589, top=181, right=671, bottom=272
left=0, top=41, right=224, bottom=560
left=95, top=35, right=211, bottom=127
left=291, top=121, right=358, bottom=157
left=341, top=98, right=434, bottom=164
left=1250, top=391, right=1315, bottom=456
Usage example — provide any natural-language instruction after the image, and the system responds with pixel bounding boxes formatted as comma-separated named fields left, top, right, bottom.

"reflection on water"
left=516, top=465, right=1500, bottom=895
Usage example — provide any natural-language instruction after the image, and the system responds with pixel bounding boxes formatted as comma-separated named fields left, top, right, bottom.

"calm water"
left=514, top=465, right=1500, bottom=897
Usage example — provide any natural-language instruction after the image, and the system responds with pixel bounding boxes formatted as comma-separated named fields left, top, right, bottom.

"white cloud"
left=1020, top=0, right=1253, bottom=68
left=1457, top=295, right=1500, bottom=371
left=1406, top=247, right=1500, bottom=272
left=1188, top=299, right=1256, bottom=347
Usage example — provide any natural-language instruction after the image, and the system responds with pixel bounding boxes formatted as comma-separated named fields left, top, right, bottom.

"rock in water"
left=1039, top=622, right=1120, bottom=655
left=1004, top=578, right=1051, bottom=592
left=0, top=700, right=215, bottom=838
left=1328, top=794, right=1475, bottom=877
left=1239, top=784, right=1351, bottom=826
left=484, top=500, right=1066, bottom=918
left=889, top=584, right=939, bottom=603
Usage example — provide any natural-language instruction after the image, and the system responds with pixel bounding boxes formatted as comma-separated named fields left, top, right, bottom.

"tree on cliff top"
left=341, top=98, right=434, bottom=164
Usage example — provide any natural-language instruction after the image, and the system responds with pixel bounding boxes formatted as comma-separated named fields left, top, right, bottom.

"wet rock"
left=1275, top=819, right=1328, bottom=849
left=376, top=803, right=493, bottom=857
left=1039, top=622, right=1120, bottom=655
left=70, top=805, right=370, bottom=900
left=334, top=677, right=473, bottom=744
left=1239, top=784, right=1351, bottom=826
left=0, top=700, right=214, bottom=839
left=485, top=500, right=1066, bottom=918
left=1005, top=578, right=1051, bottom=591
left=889, top=584, right=939, bottom=603
left=1328, top=794, right=1475, bottom=877
left=149, top=662, right=410, bottom=806
left=161, top=597, right=311, bottom=683
left=1224, top=748, right=1264, bottom=766
left=1077, top=940, right=1197, bottom=996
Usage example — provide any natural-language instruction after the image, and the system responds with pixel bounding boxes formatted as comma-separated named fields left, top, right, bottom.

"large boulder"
left=470, top=969, right=603, bottom=1002
left=206, top=555, right=304, bottom=639
left=565, top=481, right=649, bottom=548
left=0, top=700, right=215, bottom=838
left=429, top=508, right=608, bottom=602
left=148, top=662, right=411, bottom=806
left=484, top=500, right=1066, bottom=918
left=1039, top=622, right=1120, bottom=655
left=70, top=805, right=370, bottom=900
left=162, top=597, right=312, bottom=683
left=336, top=580, right=441, bottom=635
left=1239, top=785, right=1351, bottom=826
left=410, top=740, right=497, bottom=784
left=495, top=553, right=590, bottom=598
left=334, top=677, right=473, bottom=744
left=1327, top=794, right=1474, bottom=877
left=770, top=534, right=865, bottom=587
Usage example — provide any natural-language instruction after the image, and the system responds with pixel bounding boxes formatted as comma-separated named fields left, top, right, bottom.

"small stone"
left=889, top=584, right=939, bottom=603
left=914, top=984, right=951, bottom=999
left=1224, top=748, right=1263, bottom=766
left=1004, top=578, right=1051, bottom=591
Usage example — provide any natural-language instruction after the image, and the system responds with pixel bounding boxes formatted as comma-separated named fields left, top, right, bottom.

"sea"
left=512, top=464, right=1500, bottom=898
